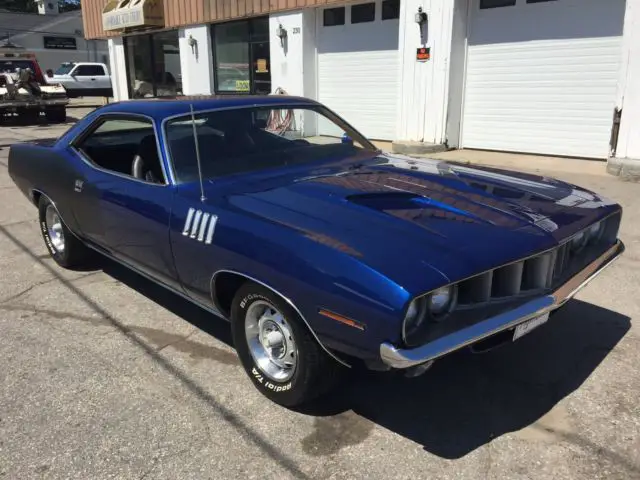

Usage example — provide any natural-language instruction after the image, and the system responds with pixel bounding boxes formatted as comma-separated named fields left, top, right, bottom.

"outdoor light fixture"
left=276, top=24, right=288, bottom=48
left=415, top=7, right=427, bottom=25
left=188, top=34, right=198, bottom=58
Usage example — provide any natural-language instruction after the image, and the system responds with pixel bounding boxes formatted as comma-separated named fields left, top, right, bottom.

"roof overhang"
left=102, top=0, right=164, bottom=32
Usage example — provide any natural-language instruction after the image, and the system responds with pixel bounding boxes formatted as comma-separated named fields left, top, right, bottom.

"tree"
left=0, top=0, right=37, bottom=13
left=58, top=0, right=81, bottom=12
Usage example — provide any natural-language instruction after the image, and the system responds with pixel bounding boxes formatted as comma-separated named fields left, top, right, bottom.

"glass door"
left=212, top=16, right=271, bottom=95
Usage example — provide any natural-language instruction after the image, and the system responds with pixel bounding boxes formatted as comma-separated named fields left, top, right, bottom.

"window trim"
left=69, top=112, right=171, bottom=187
left=160, top=103, right=379, bottom=185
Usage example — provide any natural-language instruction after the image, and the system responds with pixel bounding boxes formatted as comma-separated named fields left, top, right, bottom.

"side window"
left=74, top=117, right=166, bottom=185
left=75, top=65, right=103, bottom=76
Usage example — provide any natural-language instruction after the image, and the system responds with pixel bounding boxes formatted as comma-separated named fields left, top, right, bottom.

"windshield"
left=54, top=63, right=75, bottom=75
left=0, top=59, right=35, bottom=73
left=165, top=105, right=377, bottom=183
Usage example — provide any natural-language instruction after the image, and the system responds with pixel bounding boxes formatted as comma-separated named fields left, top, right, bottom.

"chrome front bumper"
left=380, top=240, right=625, bottom=369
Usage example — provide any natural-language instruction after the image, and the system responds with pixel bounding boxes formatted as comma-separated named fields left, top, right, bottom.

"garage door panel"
left=462, top=0, right=624, bottom=159
left=317, top=1, right=399, bottom=141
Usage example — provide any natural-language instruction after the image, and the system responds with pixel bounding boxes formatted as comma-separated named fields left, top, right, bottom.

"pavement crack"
left=0, top=277, right=57, bottom=305
left=0, top=271, right=103, bottom=306
left=156, top=327, right=198, bottom=354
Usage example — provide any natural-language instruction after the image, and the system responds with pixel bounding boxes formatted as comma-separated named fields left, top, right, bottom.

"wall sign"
left=416, top=47, right=431, bottom=62
left=43, top=36, right=77, bottom=50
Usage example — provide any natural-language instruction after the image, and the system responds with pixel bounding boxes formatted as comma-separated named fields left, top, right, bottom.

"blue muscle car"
left=8, top=95, right=624, bottom=407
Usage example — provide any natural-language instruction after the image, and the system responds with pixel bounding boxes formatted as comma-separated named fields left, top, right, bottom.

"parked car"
left=46, top=61, right=112, bottom=98
left=0, top=50, right=68, bottom=123
left=7, top=96, right=624, bottom=407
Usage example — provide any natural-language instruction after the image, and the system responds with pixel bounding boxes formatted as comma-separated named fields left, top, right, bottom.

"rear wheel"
left=44, top=106, right=66, bottom=123
left=231, top=282, right=343, bottom=407
left=38, top=196, right=89, bottom=268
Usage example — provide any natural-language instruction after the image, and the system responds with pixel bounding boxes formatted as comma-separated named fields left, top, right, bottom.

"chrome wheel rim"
left=245, top=300, right=297, bottom=382
left=45, top=204, right=65, bottom=253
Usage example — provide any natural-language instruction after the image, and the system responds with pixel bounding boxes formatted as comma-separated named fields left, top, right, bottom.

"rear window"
left=0, top=60, right=36, bottom=73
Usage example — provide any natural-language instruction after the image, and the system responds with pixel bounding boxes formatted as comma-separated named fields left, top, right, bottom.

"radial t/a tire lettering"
left=38, top=196, right=89, bottom=269
left=231, top=282, right=342, bottom=407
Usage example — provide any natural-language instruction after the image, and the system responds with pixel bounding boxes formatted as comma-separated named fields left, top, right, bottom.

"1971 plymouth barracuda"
left=8, top=96, right=624, bottom=407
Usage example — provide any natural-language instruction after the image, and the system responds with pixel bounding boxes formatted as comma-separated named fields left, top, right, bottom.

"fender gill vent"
left=182, top=207, right=218, bottom=244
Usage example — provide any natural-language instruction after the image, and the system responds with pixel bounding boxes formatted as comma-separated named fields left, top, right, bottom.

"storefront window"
left=214, top=22, right=250, bottom=93
left=124, top=30, right=182, bottom=98
left=212, top=17, right=271, bottom=95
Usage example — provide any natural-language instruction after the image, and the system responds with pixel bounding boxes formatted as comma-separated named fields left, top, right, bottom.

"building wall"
left=107, top=38, right=129, bottom=100
left=1, top=11, right=109, bottom=72
left=104, top=1, right=457, bottom=144
left=614, top=0, right=640, bottom=161
left=178, top=25, right=215, bottom=95
left=397, top=0, right=455, bottom=144
left=81, top=0, right=355, bottom=40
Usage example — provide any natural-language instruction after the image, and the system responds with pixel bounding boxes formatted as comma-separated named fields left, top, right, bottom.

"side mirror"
left=341, top=133, right=354, bottom=145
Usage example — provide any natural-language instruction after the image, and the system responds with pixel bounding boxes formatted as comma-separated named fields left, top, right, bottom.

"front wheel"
left=231, top=283, right=343, bottom=407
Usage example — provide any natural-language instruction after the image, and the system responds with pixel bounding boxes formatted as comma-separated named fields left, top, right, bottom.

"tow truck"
left=0, top=48, right=69, bottom=123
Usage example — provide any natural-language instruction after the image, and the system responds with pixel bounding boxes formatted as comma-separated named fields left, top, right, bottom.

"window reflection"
left=124, top=30, right=182, bottom=98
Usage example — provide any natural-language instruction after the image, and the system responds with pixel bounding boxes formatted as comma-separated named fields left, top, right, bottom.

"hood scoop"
left=346, top=192, right=490, bottom=224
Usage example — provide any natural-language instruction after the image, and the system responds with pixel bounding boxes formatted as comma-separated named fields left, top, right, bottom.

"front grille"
left=457, top=212, right=621, bottom=307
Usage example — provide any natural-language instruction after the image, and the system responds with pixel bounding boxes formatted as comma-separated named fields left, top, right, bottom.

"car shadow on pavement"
left=94, top=256, right=630, bottom=460
left=311, top=299, right=630, bottom=459
left=98, top=256, right=234, bottom=348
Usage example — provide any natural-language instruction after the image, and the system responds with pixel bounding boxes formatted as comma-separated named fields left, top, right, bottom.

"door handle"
left=91, top=78, right=96, bottom=81
left=74, top=179, right=84, bottom=192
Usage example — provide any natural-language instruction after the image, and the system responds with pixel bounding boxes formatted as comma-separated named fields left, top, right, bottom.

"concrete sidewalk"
left=67, top=97, right=111, bottom=108
left=423, top=149, right=608, bottom=177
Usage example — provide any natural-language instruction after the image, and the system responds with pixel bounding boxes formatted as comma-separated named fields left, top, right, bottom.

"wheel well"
left=212, top=272, right=248, bottom=317
left=31, top=190, right=42, bottom=207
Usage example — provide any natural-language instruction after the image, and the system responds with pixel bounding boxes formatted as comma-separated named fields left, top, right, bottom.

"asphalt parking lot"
left=0, top=109, right=638, bottom=479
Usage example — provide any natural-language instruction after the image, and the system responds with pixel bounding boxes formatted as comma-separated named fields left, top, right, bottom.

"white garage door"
left=462, top=0, right=625, bottom=159
left=317, top=1, right=400, bottom=140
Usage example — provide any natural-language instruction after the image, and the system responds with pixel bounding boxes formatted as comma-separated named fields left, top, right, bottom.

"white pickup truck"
left=46, top=62, right=113, bottom=98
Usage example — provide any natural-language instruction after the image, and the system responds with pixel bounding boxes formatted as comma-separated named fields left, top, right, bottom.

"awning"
left=102, top=0, right=164, bottom=32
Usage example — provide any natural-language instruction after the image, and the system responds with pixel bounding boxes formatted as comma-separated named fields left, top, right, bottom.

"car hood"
left=222, top=152, right=619, bottom=294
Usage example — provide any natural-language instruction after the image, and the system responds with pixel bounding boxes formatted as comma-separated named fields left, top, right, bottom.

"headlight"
left=403, top=297, right=428, bottom=346
left=429, top=286, right=455, bottom=316
left=403, top=285, right=458, bottom=347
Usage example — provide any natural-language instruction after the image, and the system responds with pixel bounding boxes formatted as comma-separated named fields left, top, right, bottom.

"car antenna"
left=190, top=103, right=206, bottom=202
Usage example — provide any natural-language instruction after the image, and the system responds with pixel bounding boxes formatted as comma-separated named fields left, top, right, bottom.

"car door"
left=69, top=64, right=103, bottom=95
left=68, top=114, right=181, bottom=290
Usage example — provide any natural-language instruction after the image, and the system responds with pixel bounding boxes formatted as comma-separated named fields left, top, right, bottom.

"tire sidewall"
left=231, top=285, right=309, bottom=405
left=38, top=197, right=69, bottom=266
